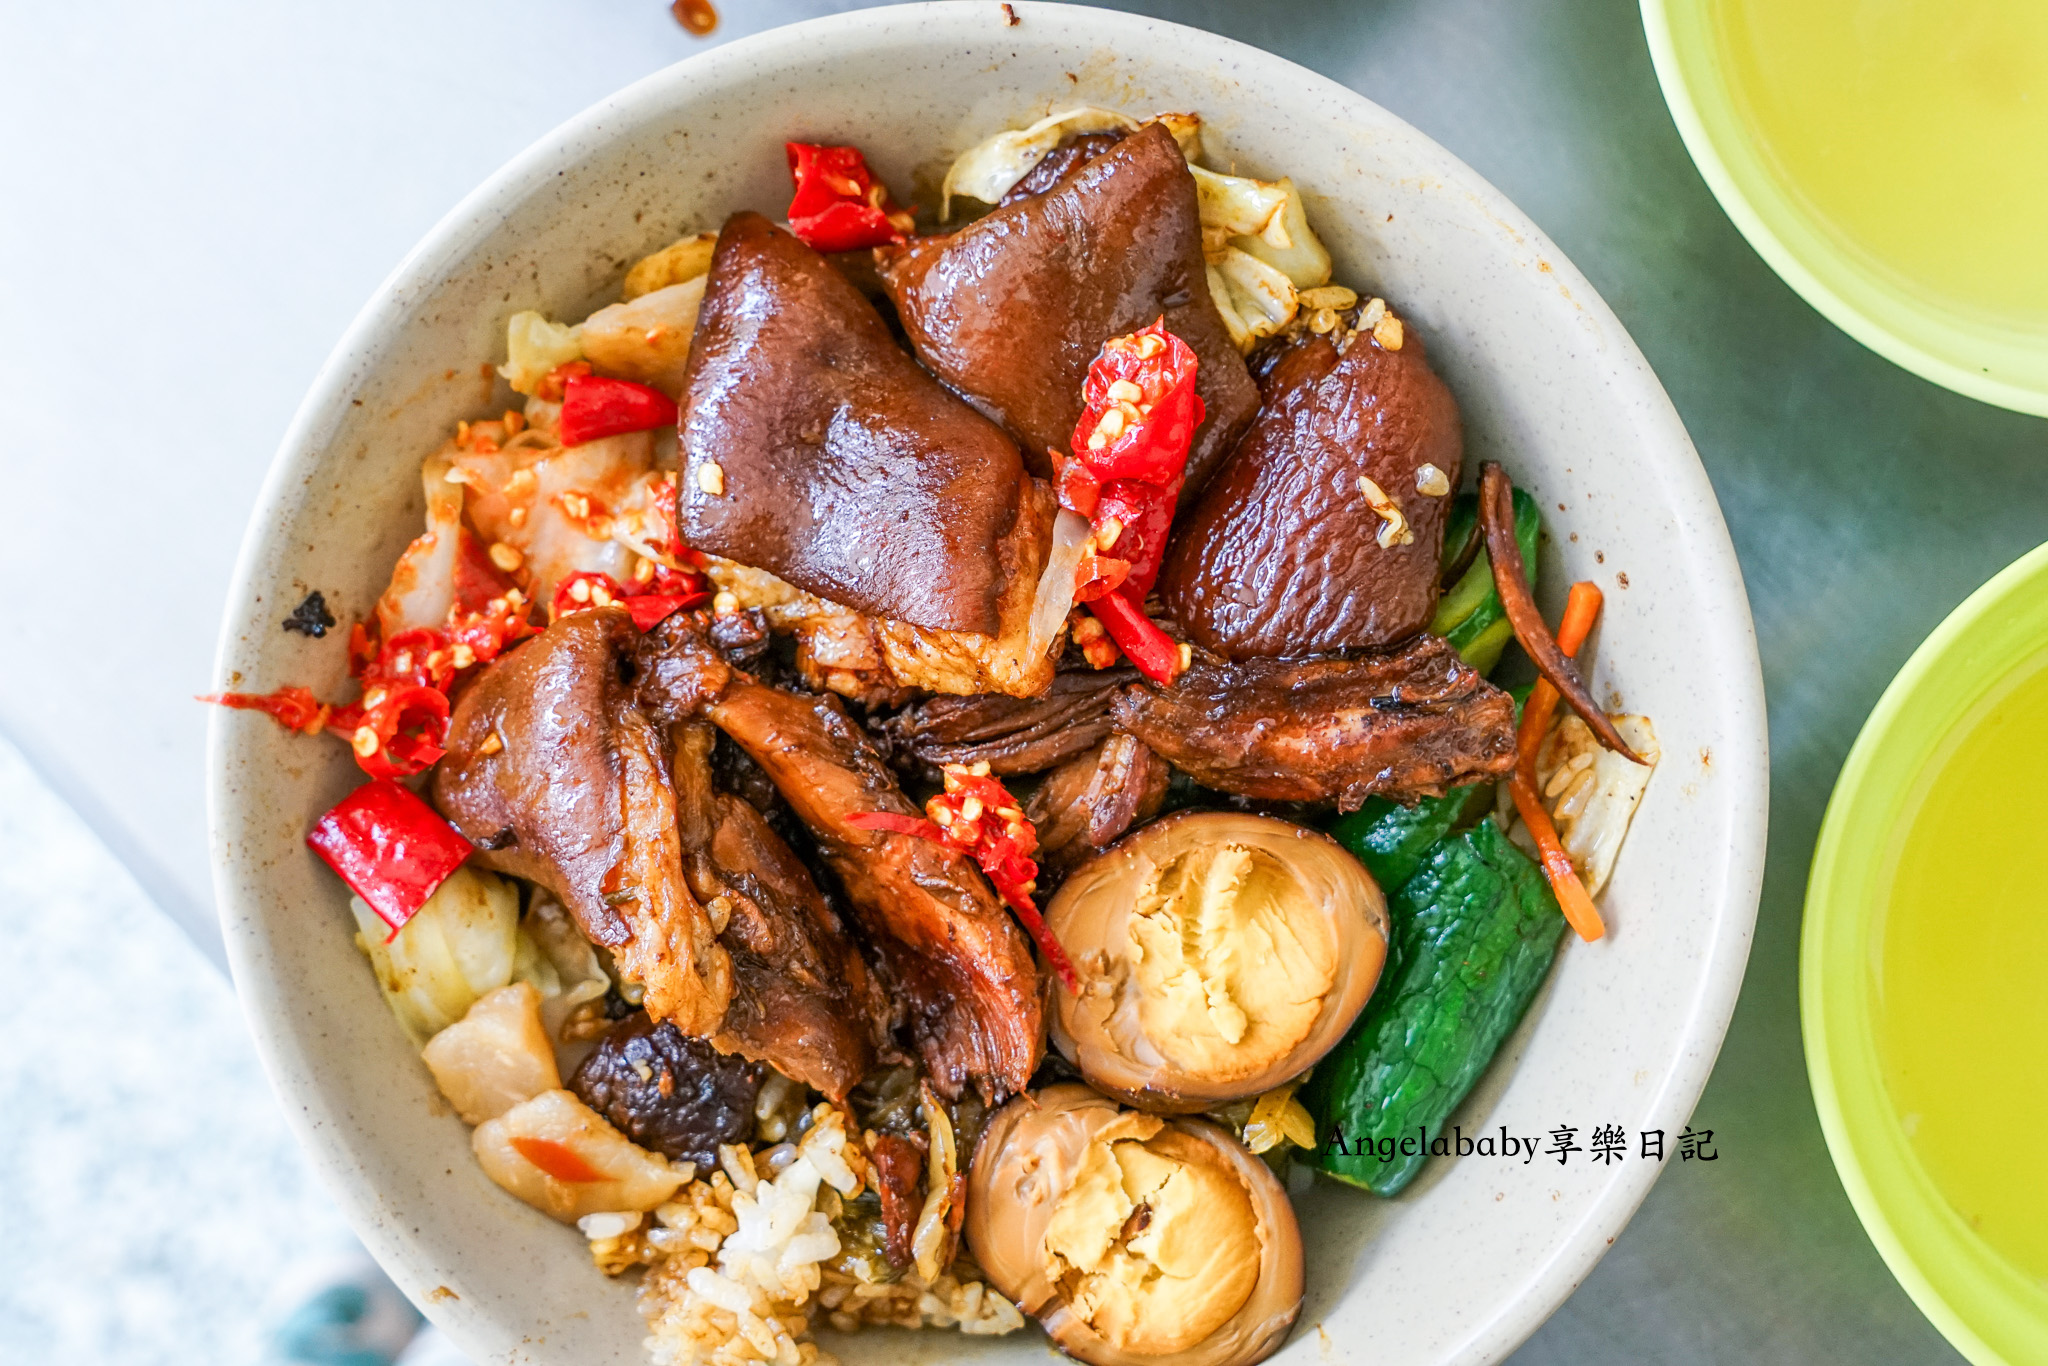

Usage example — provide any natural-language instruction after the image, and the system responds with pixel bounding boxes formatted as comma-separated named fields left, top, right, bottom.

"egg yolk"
left=1040, top=1128, right=1262, bottom=1354
left=1124, top=843, right=1337, bottom=1085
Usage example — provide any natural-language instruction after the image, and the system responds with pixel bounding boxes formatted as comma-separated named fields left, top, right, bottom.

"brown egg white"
left=966, top=1084, right=1304, bottom=1366
left=1047, top=811, right=1388, bottom=1112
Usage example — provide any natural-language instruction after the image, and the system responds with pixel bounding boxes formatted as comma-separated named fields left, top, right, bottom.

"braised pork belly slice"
left=697, top=470, right=1059, bottom=703
left=1111, top=634, right=1517, bottom=810
left=1161, top=312, right=1463, bottom=657
left=677, top=211, right=1028, bottom=638
left=637, top=613, right=1043, bottom=1101
left=878, top=122, right=1258, bottom=494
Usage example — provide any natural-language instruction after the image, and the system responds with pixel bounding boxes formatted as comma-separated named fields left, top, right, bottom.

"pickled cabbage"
left=351, top=864, right=519, bottom=1045
left=498, top=311, right=584, bottom=395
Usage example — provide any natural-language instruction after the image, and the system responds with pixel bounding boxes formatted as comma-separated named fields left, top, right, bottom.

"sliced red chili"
left=363, top=627, right=452, bottom=692
left=551, top=570, right=631, bottom=621
left=1068, top=320, right=1205, bottom=487
left=623, top=591, right=709, bottom=632
left=1091, top=478, right=1178, bottom=601
left=784, top=142, right=910, bottom=253
left=200, top=686, right=329, bottom=734
left=347, top=683, right=452, bottom=779
left=1087, top=591, right=1183, bottom=686
left=552, top=569, right=709, bottom=632
left=1071, top=554, right=1133, bottom=604
left=558, top=374, right=678, bottom=447
left=849, top=773, right=1079, bottom=992
left=846, top=809, right=948, bottom=843
left=1055, top=321, right=1202, bottom=686
left=305, top=777, right=472, bottom=937
left=533, top=360, right=592, bottom=404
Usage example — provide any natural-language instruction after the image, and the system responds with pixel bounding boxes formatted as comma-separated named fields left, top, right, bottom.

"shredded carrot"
left=1516, top=580, right=1604, bottom=770
left=1512, top=777, right=1606, bottom=941
left=1515, top=580, right=1607, bottom=941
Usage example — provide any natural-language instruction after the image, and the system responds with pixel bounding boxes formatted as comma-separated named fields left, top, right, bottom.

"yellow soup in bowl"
left=1644, top=0, right=2048, bottom=414
left=1876, top=654, right=2048, bottom=1283
left=1806, top=541, right=2048, bottom=1366
left=1714, top=0, right=2048, bottom=329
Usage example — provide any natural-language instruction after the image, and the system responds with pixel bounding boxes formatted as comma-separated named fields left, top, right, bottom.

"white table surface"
left=8, top=1, right=2015, bottom=1362
left=0, top=0, right=874, bottom=968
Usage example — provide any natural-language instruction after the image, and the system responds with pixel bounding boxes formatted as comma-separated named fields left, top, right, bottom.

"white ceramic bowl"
left=209, top=5, right=1768, bottom=1362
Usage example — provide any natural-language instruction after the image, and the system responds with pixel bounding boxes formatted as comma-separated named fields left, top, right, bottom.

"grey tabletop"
left=7, top=0, right=2043, bottom=1360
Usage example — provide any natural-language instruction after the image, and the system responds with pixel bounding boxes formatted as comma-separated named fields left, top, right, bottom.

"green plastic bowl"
left=1641, top=0, right=2048, bottom=416
left=1804, top=541, right=2048, bottom=1366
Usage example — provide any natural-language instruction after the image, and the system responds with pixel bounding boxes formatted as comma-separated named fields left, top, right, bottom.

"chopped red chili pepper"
left=1087, top=590, right=1185, bottom=685
left=334, top=683, right=451, bottom=779
left=305, top=777, right=472, bottom=937
left=1071, top=553, right=1133, bottom=605
left=200, top=686, right=329, bottom=734
left=508, top=1135, right=606, bottom=1183
left=347, top=621, right=380, bottom=678
left=208, top=589, right=535, bottom=779
left=551, top=570, right=631, bottom=620
left=784, top=142, right=913, bottom=253
left=1068, top=320, right=1204, bottom=487
left=845, top=810, right=948, bottom=843
left=623, top=593, right=709, bottom=632
left=533, top=360, right=592, bottom=404
left=850, top=766, right=1079, bottom=991
left=557, top=374, right=678, bottom=447
left=1091, top=478, right=1178, bottom=602
left=551, top=568, right=710, bottom=632
left=1055, top=320, right=1203, bottom=686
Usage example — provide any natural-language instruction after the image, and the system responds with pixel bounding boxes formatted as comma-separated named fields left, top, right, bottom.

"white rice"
left=586, top=1104, right=1023, bottom=1365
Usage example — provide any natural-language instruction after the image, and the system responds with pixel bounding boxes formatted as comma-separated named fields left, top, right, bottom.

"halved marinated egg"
left=966, top=1083, right=1303, bottom=1366
left=1047, top=811, right=1387, bottom=1112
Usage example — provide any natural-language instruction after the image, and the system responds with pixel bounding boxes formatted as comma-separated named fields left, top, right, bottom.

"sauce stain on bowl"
left=672, top=0, right=718, bottom=38
left=1877, top=651, right=2048, bottom=1282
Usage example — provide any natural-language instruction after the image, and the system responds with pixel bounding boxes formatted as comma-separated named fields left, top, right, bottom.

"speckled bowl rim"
left=209, top=5, right=1769, bottom=1363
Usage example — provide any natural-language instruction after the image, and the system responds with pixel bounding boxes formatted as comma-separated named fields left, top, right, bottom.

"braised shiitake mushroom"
left=1046, top=811, right=1388, bottom=1112
left=966, top=1084, right=1303, bottom=1366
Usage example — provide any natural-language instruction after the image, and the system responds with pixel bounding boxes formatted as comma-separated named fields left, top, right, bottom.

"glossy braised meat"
left=1023, top=733, right=1171, bottom=876
left=878, top=122, right=1258, bottom=492
left=1110, top=634, right=1517, bottom=809
left=699, top=480, right=1060, bottom=704
left=995, top=131, right=1126, bottom=206
left=430, top=609, right=732, bottom=1036
left=637, top=613, right=1044, bottom=1100
left=570, top=1012, right=764, bottom=1167
left=678, top=211, right=1029, bottom=637
left=434, top=608, right=882, bottom=1095
left=876, top=667, right=1136, bottom=776
left=669, top=722, right=886, bottom=1099
left=1160, top=314, right=1463, bottom=657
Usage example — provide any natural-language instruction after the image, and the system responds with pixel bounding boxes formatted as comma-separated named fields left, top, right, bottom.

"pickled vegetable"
left=1303, top=818, right=1563, bottom=1195
left=1430, top=488, right=1539, bottom=675
left=1326, top=783, right=1492, bottom=894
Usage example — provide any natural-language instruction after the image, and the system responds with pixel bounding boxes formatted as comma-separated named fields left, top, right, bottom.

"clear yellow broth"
left=1876, top=655, right=2048, bottom=1281
left=1713, top=0, right=2048, bottom=326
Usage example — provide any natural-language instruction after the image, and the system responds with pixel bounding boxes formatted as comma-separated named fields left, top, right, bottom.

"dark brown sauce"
left=671, top=0, right=718, bottom=36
